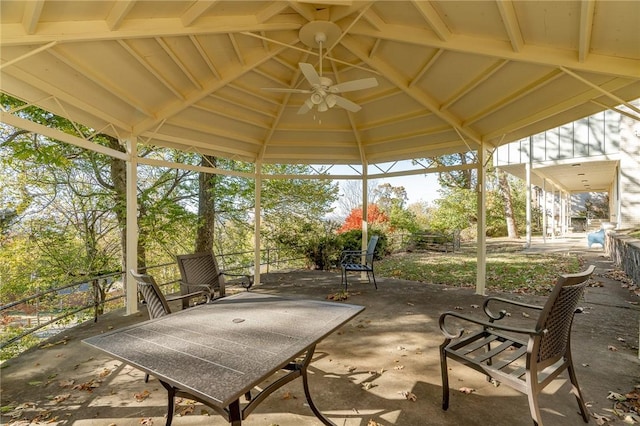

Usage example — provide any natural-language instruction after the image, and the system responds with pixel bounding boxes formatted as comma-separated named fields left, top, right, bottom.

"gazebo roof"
left=1, top=1, right=639, bottom=167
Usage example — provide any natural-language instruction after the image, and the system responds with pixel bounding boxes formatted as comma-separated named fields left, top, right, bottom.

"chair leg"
left=144, top=373, right=150, bottom=383
left=567, top=362, right=590, bottom=422
left=439, top=342, right=450, bottom=410
left=370, top=270, right=377, bottom=289
left=342, top=267, right=348, bottom=291
left=526, top=373, right=543, bottom=426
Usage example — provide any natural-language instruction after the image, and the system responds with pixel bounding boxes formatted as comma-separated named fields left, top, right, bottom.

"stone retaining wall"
left=606, top=232, right=640, bottom=285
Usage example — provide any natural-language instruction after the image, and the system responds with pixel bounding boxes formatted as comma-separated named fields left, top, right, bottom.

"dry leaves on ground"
left=458, top=387, right=476, bottom=394
left=134, top=390, right=151, bottom=402
left=399, top=391, right=417, bottom=401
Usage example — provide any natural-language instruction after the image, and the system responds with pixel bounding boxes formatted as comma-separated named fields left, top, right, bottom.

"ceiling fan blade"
left=299, top=62, right=322, bottom=86
left=334, top=95, right=362, bottom=112
left=297, top=98, right=313, bottom=115
left=329, top=77, right=378, bottom=93
left=262, top=87, right=311, bottom=94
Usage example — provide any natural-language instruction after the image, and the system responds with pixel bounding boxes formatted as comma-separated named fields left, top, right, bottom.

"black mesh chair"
left=340, top=235, right=379, bottom=290
left=439, top=265, right=595, bottom=426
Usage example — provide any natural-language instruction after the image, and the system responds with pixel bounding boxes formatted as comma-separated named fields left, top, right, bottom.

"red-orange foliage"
left=338, top=204, right=390, bottom=233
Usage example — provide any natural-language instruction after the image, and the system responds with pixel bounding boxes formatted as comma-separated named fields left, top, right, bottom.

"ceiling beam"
left=348, top=23, right=640, bottom=79
left=1, top=18, right=301, bottom=46
left=1, top=111, right=128, bottom=160
left=465, top=69, right=564, bottom=126
left=340, top=35, right=482, bottom=145
left=47, top=48, right=155, bottom=118
left=496, top=0, right=523, bottom=52
left=578, top=0, right=596, bottom=63
left=133, top=43, right=292, bottom=135
left=22, top=0, right=44, bottom=35
left=117, top=39, right=186, bottom=100
left=442, top=59, right=509, bottom=109
left=484, top=77, right=636, bottom=141
left=155, top=37, right=202, bottom=89
left=412, top=0, right=451, bottom=41
left=1, top=67, right=132, bottom=130
left=106, top=0, right=136, bottom=30
left=181, top=1, right=219, bottom=27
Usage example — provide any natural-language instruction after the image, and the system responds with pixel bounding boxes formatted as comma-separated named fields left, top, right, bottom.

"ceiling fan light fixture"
left=326, top=94, right=337, bottom=108
left=318, top=101, right=329, bottom=112
left=311, top=93, right=323, bottom=105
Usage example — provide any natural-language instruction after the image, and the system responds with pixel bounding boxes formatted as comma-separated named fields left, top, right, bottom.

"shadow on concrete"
left=1, top=236, right=638, bottom=425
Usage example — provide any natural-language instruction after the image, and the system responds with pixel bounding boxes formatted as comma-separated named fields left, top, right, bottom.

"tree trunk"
left=104, top=136, right=130, bottom=270
left=497, top=169, right=519, bottom=238
left=195, top=155, right=217, bottom=253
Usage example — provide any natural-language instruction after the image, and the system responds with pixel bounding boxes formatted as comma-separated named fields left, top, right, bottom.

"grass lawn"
left=377, top=242, right=583, bottom=295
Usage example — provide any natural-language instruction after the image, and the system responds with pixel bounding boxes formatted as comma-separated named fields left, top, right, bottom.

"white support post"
left=525, top=137, right=532, bottom=249
left=551, top=188, right=557, bottom=240
left=254, top=162, right=262, bottom=286
left=361, top=169, right=369, bottom=281
left=476, top=145, right=487, bottom=295
left=125, top=137, right=138, bottom=315
left=542, top=179, right=547, bottom=243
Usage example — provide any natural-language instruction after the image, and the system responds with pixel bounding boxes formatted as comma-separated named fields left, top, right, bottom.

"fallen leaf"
left=458, top=387, right=476, bottom=394
left=282, top=391, right=296, bottom=400
left=368, top=419, right=383, bottom=426
left=394, top=365, right=404, bottom=370
left=470, top=304, right=480, bottom=309
left=591, top=412, right=611, bottom=425
left=52, top=394, right=71, bottom=403
left=347, top=366, right=356, bottom=372
left=99, top=368, right=111, bottom=378
left=399, top=391, right=417, bottom=401
left=608, top=345, right=618, bottom=352
left=362, top=382, right=374, bottom=390
left=59, top=379, right=75, bottom=388
left=617, top=337, right=626, bottom=343
left=134, top=390, right=151, bottom=402
left=140, top=418, right=154, bottom=425
left=177, top=405, right=194, bottom=416
left=521, top=312, right=530, bottom=318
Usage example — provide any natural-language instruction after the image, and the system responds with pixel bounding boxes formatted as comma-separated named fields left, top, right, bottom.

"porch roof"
left=1, top=1, right=639, bottom=166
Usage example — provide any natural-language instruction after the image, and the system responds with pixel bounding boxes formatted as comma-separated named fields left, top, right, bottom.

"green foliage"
left=430, top=187, right=477, bottom=232
left=304, top=234, right=342, bottom=270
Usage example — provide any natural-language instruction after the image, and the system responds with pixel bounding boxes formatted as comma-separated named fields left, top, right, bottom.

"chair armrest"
left=221, top=272, right=253, bottom=289
left=166, top=290, right=210, bottom=304
left=483, top=296, right=543, bottom=321
left=439, top=311, right=542, bottom=340
left=340, top=249, right=367, bottom=263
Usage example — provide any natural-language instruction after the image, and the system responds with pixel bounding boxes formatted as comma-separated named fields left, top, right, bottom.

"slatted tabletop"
left=83, top=292, right=364, bottom=409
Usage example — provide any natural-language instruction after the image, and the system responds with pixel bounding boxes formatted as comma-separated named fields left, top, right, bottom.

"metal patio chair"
left=439, top=265, right=596, bottom=426
left=130, top=270, right=209, bottom=382
left=340, top=235, right=379, bottom=290
left=176, top=252, right=253, bottom=309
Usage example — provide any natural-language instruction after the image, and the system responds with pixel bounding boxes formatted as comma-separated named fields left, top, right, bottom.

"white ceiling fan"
left=262, top=21, right=378, bottom=114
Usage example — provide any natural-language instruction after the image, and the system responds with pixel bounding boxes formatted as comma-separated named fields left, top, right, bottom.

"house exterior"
left=494, top=104, right=640, bottom=233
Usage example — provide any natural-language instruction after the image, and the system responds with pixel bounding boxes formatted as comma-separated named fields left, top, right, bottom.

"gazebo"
left=1, top=0, right=639, bottom=313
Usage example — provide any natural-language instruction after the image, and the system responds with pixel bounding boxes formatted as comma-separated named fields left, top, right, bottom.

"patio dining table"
left=83, top=291, right=364, bottom=426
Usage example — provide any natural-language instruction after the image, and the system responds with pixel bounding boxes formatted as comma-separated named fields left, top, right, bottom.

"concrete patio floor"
left=1, top=236, right=639, bottom=425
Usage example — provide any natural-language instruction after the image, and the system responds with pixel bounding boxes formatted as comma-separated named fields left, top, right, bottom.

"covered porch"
left=1, top=240, right=639, bottom=425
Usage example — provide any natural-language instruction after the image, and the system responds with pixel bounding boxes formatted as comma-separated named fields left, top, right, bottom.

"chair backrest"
left=533, top=265, right=595, bottom=368
left=365, top=235, right=379, bottom=265
left=131, top=270, right=172, bottom=319
left=176, top=252, right=223, bottom=289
